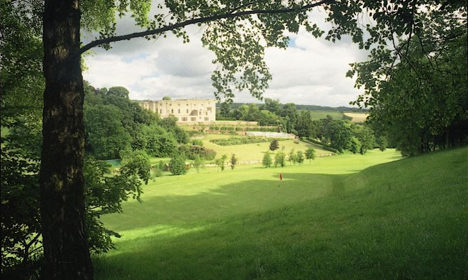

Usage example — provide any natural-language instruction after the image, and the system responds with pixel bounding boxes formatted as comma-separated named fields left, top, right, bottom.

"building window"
left=186, top=109, right=189, bottom=113
left=171, top=109, right=173, bottom=113
left=207, top=107, right=212, bottom=111
left=191, top=117, right=196, bottom=121
left=205, top=112, right=208, bottom=115
left=178, top=109, right=180, bottom=113
left=160, top=109, right=162, bottom=114
left=182, top=117, right=187, bottom=121
left=199, top=111, right=202, bottom=115
left=204, top=117, right=209, bottom=121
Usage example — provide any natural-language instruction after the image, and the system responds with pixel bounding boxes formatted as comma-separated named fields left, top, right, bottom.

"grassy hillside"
left=202, top=134, right=331, bottom=162
left=298, top=110, right=344, bottom=120
left=94, top=147, right=467, bottom=279
left=343, top=112, right=368, bottom=123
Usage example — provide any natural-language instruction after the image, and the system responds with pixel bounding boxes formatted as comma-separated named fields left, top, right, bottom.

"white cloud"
left=262, top=27, right=367, bottom=106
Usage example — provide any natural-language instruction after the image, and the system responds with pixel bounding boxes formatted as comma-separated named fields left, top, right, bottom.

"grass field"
left=343, top=112, right=369, bottom=123
left=299, top=110, right=344, bottom=120
left=94, top=147, right=467, bottom=279
left=202, top=134, right=331, bottom=162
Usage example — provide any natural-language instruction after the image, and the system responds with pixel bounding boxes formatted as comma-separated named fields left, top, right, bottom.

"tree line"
left=220, top=99, right=381, bottom=154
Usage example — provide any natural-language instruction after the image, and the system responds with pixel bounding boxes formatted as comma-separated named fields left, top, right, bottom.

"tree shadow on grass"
left=94, top=173, right=356, bottom=280
left=102, top=172, right=351, bottom=233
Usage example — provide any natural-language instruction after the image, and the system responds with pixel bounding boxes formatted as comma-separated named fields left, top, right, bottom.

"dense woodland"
left=1, top=0, right=467, bottom=279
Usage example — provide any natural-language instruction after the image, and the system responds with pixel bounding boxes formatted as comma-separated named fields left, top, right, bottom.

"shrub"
left=262, top=151, right=272, bottom=168
left=269, top=139, right=279, bottom=151
left=215, top=154, right=228, bottom=171
left=305, top=147, right=316, bottom=164
left=169, top=155, right=187, bottom=175
left=288, top=149, right=297, bottom=164
left=192, top=139, right=203, bottom=146
left=296, top=151, right=304, bottom=164
left=275, top=151, right=286, bottom=167
left=186, top=145, right=216, bottom=160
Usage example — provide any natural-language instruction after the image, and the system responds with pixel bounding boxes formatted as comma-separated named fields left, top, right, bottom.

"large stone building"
left=138, top=98, right=216, bottom=123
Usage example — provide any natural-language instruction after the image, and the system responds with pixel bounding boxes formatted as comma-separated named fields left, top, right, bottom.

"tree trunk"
left=40, top=0, right=93, bottom=279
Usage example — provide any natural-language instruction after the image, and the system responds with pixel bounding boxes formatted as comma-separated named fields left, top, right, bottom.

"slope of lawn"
left=299, top=110, right=345, bottom=120
left=94, top=147, right=467, bottom=280
left=202, top=134, right=330, bottom=162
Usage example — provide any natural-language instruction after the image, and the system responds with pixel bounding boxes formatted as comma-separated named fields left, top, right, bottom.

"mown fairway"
left=95, top=147, right=467, bottom=280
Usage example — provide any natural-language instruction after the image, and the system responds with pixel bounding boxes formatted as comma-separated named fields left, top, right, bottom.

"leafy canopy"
left=76, top=0, right=453, bottom=102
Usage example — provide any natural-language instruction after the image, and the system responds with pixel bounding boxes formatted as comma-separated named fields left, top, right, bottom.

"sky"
left=82, top=5, right=370, bottom=107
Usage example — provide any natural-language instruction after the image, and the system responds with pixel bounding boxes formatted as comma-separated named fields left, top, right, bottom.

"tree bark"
left=40, top=0, right=93, bottom=279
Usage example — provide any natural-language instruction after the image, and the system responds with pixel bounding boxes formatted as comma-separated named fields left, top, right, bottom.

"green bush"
left=210, top=137, right=285, bottom=146
left=262, top=151, right=272, bottom=168
left=274, top=151, right=286, bottom=167
left=185, top=145, right=217, bottom=160
left=169, top=155, right=187, bottom=175
left=192, top=139, right=204, bottom=146
left=269, top=139, right=279, bottom=151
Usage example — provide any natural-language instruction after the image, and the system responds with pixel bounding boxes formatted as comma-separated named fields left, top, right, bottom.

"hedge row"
left=178, top=145, right=217, bottom=160
left=303, top=137, right=339, bottom=153
left=209, top=126, right=278, bottom=132
left=210, top=137, right=286, bottom=146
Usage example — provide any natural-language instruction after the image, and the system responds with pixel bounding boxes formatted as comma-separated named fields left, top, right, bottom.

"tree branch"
left=77, top=0, right=334, bottom=57
left=228, top=1, right=255, bottom=14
